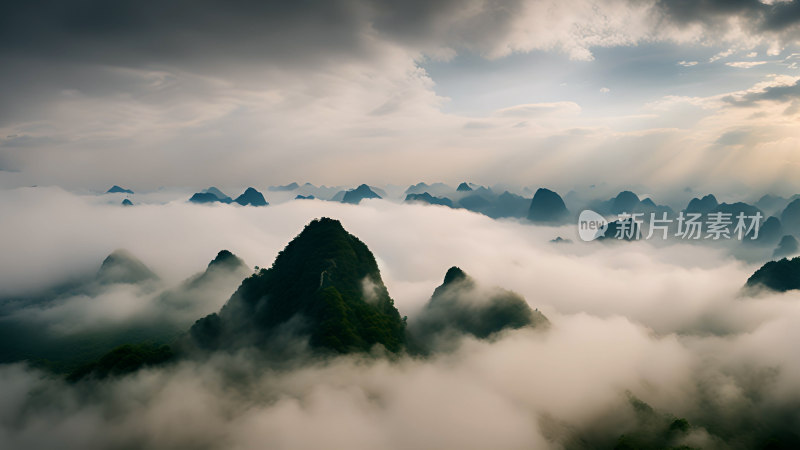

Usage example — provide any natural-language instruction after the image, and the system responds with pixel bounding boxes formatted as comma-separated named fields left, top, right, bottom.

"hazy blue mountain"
left=745, top=216, right=782, bottom=246
left=408, top=267, right=547, bottom=352
left=611, top=191, right=641, bottom=214
left=97, top=249, right=159, bottom=285
left=190, top=187, right=233, bottom=204
left=293, top=183, right=343, bottom=200
left=685, top=194, right=719, bottom=214
left=405, top=189, right=530, bottom=219
left=458, top=193, right=492, bottom=214
left=203, top=187, right=232, bottom=201
left=405, top=182, right=432, bottom=195
left=527, top=188, right=570, bottom=224
left=189, top=218, right=406, bottom=355
left=472, top=185, right=494, bottom=197
left=269, top=182, right=300, bottom=191
left=189, top=192, right=225, bottom=204
left=486, top=191, right=531, bottom=219
left=780, top=198, right=800, bottom=233
left=773, top=235, right=799, bottom=259
left=106, top=185, right=134, bottom=194
left=295, top=194, right=315, bottom=200
left=405, top=182, right=452, bottom=196
left=369, top=185, right=388, bottom=198
left=713, top=201, right=761, bottom=217
left=341, top=184, right=382, bottom=204
left=636, top=197, right=674, bottom=215
left=756, top=194, right=795, bottom=216
left=121, top=199, right=133, bottom=206
left=588, top=191, right=672, bottom=217
left=746, top=256, right=800, bottom=292
left=600, top=218, right=642, bottom=241
left=234, top=187, right=268, bottom=206
left=456, top=182, right=473, bottom=192
left=405, top=192, right=454, bottom=207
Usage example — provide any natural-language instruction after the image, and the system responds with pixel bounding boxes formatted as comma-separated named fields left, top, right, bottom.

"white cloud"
left=495, top=102, right=582, bottom=117
left=725, top=61, right=769, bottom=69
left=0, top=189, right=799, bottom=448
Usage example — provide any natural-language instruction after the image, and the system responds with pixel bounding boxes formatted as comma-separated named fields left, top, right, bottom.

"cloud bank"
left=1, top=189, right=800, bottom=448
left=2, top=1, right=800, bottom=194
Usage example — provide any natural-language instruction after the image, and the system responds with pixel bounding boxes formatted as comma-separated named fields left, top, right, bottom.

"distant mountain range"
left=0, top=248, right=251, bottom=375
left=106, top=185, right=133, bottom=194
left=189, top=187, right=268, bottom=206
left=143, top=181, right=800, bottom=258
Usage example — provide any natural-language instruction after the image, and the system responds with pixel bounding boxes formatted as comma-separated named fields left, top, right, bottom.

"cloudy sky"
left=2, top=0, right=800, bottom=196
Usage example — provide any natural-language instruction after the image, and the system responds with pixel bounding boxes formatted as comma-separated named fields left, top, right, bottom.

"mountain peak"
left=106, top=185, right=134, bottom=194
left=409, top=267, right=548, bottom=351
left=207, top=250, right=245, bottom=269
left=269, top=182, right=300, bottom=191
left=612, top=191, right=640, bottom=213
left=746, top=256, right=800, bottom=292
left=686, top=194, right=719, bottom=214
left=234, top=187, right=268, bottom=206
left=97, top=249, right=158, bottom=285
left=456, top=182, right=473, bottom=192
left=443, top=266, right=467, bottom=285
left=190, top=217, right=405, bottom=354
left=203, top=187, right=229, bottom=200
left=342, top=184, right=381, bottom=204
left=190, top=187, right=233, bottom=204
left=527, top=188, right=569, bottom=224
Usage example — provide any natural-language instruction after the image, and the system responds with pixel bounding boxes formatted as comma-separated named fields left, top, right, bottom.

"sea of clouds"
left=1, top=186, right=799, bottom=449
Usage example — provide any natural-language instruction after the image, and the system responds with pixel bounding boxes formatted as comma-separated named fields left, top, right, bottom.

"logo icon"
left=578, top=210, right=608, bottom=241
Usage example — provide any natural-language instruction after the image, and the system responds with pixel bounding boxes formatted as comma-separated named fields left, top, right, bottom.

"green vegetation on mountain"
left=67, top=343, right=174, bottom=381
left=190, top=218, right=406, bottom=354
left=746, top=256, right=800, bottom=292
left=408, top=266, right=547, bottom=352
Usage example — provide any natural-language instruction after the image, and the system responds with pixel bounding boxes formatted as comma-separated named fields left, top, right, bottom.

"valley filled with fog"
left=1, top=186, right=799, bottom=449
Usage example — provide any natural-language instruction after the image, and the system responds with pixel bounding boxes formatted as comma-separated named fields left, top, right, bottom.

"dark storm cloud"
left=0, top=0, right=482, bottom=126
left=655, top=0, right=800, bottom=34
left=3, top=0, right=800, bottom=79
left=2, top=1, right=800, bottom=191
left=723, top=79, right=800, bottom=106
left=0, top=0, right=369, bottom=66
left=0, top=0, right=522, bottom=67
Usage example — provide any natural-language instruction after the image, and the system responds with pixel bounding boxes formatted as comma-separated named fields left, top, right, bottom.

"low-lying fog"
left=1, top=186, right=799, bottom=449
